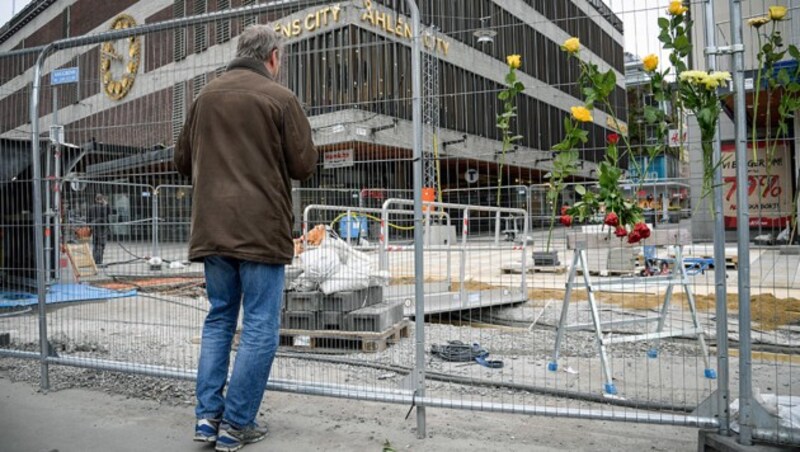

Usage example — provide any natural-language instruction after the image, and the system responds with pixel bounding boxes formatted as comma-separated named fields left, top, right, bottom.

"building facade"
left=0, top=0, right=628, bottom=245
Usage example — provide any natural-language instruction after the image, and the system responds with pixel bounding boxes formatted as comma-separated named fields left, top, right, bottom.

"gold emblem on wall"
left=100, top=14, right=141, bottom=101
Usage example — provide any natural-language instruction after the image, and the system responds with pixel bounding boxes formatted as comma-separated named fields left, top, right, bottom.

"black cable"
left=430, top=340, right=487, bottom=362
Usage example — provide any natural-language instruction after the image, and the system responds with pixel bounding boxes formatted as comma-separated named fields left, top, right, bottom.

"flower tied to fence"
left=667, top=1, right=688, bottom=16
left=678, top=69, right=731, bottom=203
left=768, top=5, right=787, bottom=21
left=657, top=2, right=731, bottom=210
left=548, top=31, right=661, bottom=247
left=495, top=54, right=525, bottom=206
left=570, top=106, right=593, bottom=123
left=642, top=54, right=659, bottom=73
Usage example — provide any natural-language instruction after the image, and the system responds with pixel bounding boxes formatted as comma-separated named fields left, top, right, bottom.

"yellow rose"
left=748, top=16, right=771, bottom=28
left=769, top=5, right=787, bottom=20
left=506, top=54, right=522, bottom=69
left=571, top=106, right=593, bottom=123
left=562, top=37, right=580, bottom=54
left=668, top=1, right=688, bottom=16
left=642, top=54, right=659, bottom=72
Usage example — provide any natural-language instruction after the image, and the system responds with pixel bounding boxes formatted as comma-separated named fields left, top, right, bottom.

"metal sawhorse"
left=548, top=236, right=716, bottom=395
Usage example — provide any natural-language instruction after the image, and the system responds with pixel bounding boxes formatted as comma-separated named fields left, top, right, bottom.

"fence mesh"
left=0, top=0, right=798, bottom=445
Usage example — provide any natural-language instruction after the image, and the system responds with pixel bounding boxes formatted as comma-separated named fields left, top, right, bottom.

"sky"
left=0, top=0, right=662, bottom=56
left=604, top=0, right=670, bottom=58
left=0, top=0, right=34, bottom=29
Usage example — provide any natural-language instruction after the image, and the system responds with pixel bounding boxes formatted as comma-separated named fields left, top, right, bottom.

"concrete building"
left=0, top=0, right=630, bottom=280
left=624, top=51, right=690, bottom=221
left=0, top=0, right=626, bottom=197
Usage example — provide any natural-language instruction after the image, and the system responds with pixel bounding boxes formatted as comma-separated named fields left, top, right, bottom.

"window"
left=194, top=0, right=208, bottom=53
left=192, top=74, right=206, bottom=100
left=242, top=0, right=256, bottom=28
left=216, top=0, right=231, bottom=44
left=172, top=82, right=186, bottom=143
left=173, top=0, right=186, bottom=62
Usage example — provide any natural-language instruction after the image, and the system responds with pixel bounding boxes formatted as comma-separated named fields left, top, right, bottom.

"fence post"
left=704, top=0, right=730, bottom=435
left=30, top=46, right=53, bottom=391
left=494, top=211, right=501, bottom=245
left=728, top=0, right=754, bottom=445
left=407, top=0, right=426, bottom=439
left=152, top=188, right=159, bottom=261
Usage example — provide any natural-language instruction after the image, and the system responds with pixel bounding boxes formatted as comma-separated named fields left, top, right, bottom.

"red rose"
left=635, top=222, right=651, bottom=239
left=615, top=226, right=628, bottom=238
left=560, top=215, right=573, bottom=227
left=607, top=133, right=619, bottom=145
left=627, top=230, right=642, bottom=244
left=561, top=205, right=570, bottom=216
left=604, top=212, right=619, bottom=227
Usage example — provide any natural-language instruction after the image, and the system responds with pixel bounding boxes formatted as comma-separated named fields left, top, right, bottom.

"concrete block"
left=318, top=311, right=344, bottom=330
left=281, top=311, right=317, bottom=331
left=425, top=225, right=457, bottom=245
left=286, top=291, right=322, bottom=312
left=606, top=248, right=638, bottom=273
left=322, top=289, right=369, bottom=313
left=367, top=286, right=384, bottom=306
left=345, top=299, right=404, bottom=332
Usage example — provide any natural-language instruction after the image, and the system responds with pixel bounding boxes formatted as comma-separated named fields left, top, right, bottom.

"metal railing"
left=0, top=0, right=797, bottom=447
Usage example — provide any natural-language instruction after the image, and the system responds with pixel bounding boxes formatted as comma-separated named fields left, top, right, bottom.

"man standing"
left=174, top=25, right=317, bottom=452
left=87, top=194, right=111, bottom=266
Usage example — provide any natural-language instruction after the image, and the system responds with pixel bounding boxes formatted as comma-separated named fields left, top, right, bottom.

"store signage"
left=324, top=149, right=354, bottom=169
left=722, top=141, right=792, bottom=228
left=667, top=128, right=687, bottom=147
left=465, top=169, right=479, bottom=184
left=361, top=0, right=450, bottom=55
left=273, top=4, right=341, bottom=38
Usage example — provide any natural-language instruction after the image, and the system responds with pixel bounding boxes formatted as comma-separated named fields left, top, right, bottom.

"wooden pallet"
left=501, top=263, right=566, bottom=274
left=576, top=267, right=642, bottom=277
left=278, top=319, right=411, bottom=353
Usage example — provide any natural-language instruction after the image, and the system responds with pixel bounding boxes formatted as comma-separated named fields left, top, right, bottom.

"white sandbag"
left=292, top=278, right=319, bottom=293
left=319, top=264, right=370, bottom=295
left=325, top=236, right=376, bottom=272
left=299, top=247, right=339, bottom=283
left=730, top=393, right=800, bottom=433
left=368, top=270, right=391, bottom=287
left=283, top=265, right=306, bottom=291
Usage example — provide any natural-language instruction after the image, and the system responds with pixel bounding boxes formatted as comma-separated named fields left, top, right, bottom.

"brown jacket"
left=174, top=57, right=317, bottom=264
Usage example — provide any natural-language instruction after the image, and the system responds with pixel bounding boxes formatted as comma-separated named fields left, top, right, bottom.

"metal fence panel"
left=2, top=0, right=800, bottom=446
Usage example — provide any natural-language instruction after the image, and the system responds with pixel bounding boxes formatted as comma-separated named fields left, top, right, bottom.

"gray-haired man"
left=175, top=25, right=317, bottom=452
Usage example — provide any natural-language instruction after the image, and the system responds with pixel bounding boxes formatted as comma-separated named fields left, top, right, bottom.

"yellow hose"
left=329, top=212, right=416, bottom=231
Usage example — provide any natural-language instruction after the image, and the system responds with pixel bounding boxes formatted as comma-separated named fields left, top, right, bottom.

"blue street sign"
left=51, top=67, right=79, bottom=85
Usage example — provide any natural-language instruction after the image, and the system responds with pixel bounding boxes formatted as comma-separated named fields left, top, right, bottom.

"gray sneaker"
left=215, top=422, right=269, bottom=452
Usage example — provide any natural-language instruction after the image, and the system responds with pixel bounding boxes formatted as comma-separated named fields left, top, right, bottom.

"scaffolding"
left=422, top=31, right=441, bottom=201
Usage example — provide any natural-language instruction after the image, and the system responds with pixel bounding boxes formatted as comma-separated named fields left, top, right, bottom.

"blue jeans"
left=195, top=256, right=284, bottom=428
